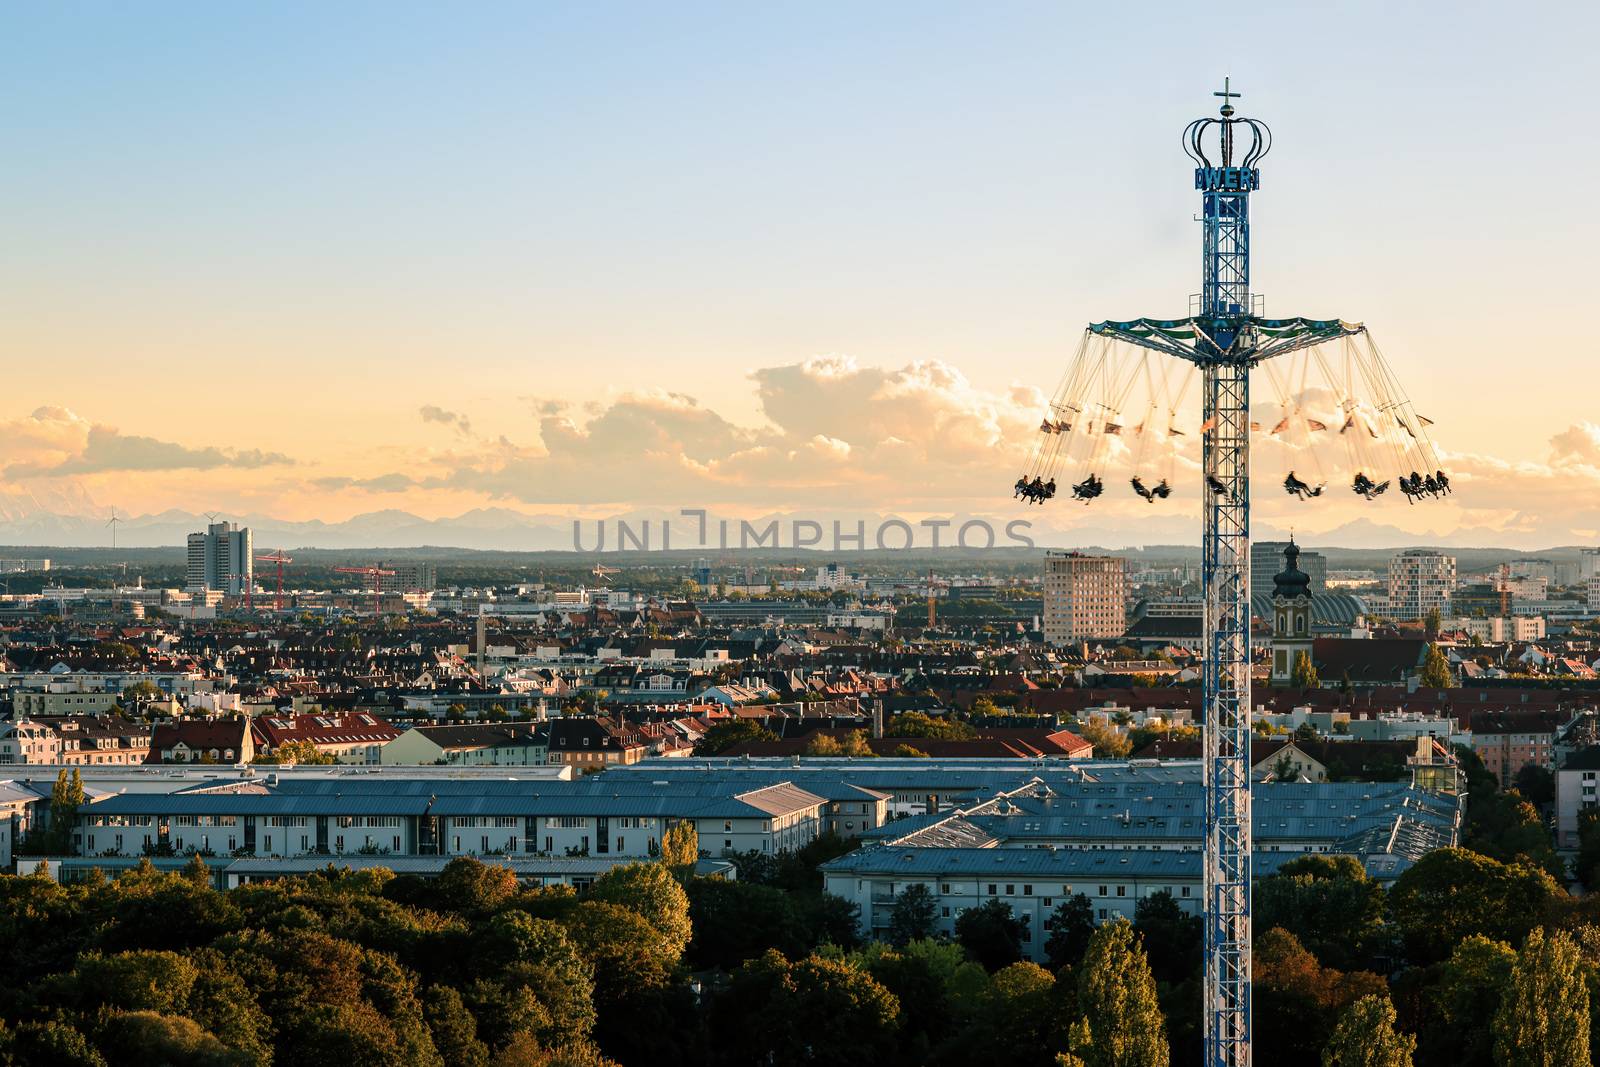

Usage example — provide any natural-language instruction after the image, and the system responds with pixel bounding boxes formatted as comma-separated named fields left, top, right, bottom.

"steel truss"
left=1076, top=87, right=1360, bottom=1067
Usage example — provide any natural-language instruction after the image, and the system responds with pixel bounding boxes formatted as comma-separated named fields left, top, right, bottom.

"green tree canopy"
left=885, top=712, right=975, bottom=740
left=1254, top=855, right=1386, bottom=971
left=1072, top=918, right=1168, bottom=1067
left=1321, top=994, right=1414, bottom=1067
left=659, top=821, right=698, bottom=873
left=1388, top=849, right=1561, bottom=964
left=695, top=719, right=778, bottom=755
left=1415, top=934, right=1515, bottom=1067
left=585, top=861, right=691, bottom=958
left=1492, top=927, right=1590, bottom=1067
left=1044, top=894, right=1096, bottom=972
left=888, top=883, right=938, bottom=948
left=955, top=899, right=1026, bottom=971
left=1420, top=644, right=1454, bottom=688
left=1292, top=650, right=1321, bottom=688
left=710, top=950, right=901, bottom=1067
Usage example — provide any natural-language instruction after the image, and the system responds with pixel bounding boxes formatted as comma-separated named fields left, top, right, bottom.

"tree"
left=1075, top=720, right=1131, bottom=759
left=585, top=861, right=692, bottom=958
left=1579, top=809, right=1600, bottom=891
left=47, top=767, right=86, bottom=852
left=890, top=744, right=930, bottom=758
left=422, top=986, right=489, bottom=1067
left=1131, top=890, right=1202, bottom=987
left=1254, top=855, right=1386, bottom=972
left=886, top=712, right=975, bottom=740
left=955, top=899, right=1027, bottom=971
left=1072, top=918, right=1169, bottom=1067
left=1462, top=790, right=1563, bottom=880
left=1420, top=644, right=1454, bottom=689
left=660, top=821, right=698, bottom=873
left=1388, top=848, right=1560, bottom=964
left=1492, top=927, right=1590, bottom=1067
left=710, top=950, right=901, bottom=1067
left=1424, top=608, right=1442, bottom=637
left=1254, top=928, right=1386, bottom=1062
left=695, top=720, right=777, bottom=755
left=561, top=901, right=676, bottom=1010
left=1321, top=994, right=1414, bottom=1067
left=685, top=878, right=808, bottom=969
left=805, top=732, right=843, bottom=756
left=1044, top=894, right=1097, bottom=971
left=254, top=738, right=337, bottom=766
left=1513, top=764, right=1555, bottom=809
left=430, top=857, right=520, bottom=914
left=888, top=884, right=938, bottom=948
left=1416, top=934, right=1515, bottom=1067
left=1292, top=650, right=1320, bottom=689
left=1293, top=721, right=1319, bottom=743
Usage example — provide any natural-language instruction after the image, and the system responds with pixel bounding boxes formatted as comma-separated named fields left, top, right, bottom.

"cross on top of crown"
left=1214, top=76, right=1241, bottom=115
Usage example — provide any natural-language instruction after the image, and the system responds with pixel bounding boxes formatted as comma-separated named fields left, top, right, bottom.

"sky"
left=4, top=1, right=1600, bottom=547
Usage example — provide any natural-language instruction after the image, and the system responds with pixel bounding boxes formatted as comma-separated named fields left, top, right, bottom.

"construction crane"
left=335, top=565, right=395, bottom=616
left=926, top=568, right=936, bottom=629
left=257, top=551, right=293, bottom=612
left=591, top=564, right=620, bottom=585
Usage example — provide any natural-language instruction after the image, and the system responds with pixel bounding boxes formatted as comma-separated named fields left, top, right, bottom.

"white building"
left=1387, top=550, right=1456, bottom=621
left=1043, top=552, right=1126, bottom=645
left=1443, top=616, right=1547, bottom=642
left=186, top=521, right=253, bottom=596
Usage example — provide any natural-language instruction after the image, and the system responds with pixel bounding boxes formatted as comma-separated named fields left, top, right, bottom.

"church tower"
left=1270, top=539, right=1315, bottom=686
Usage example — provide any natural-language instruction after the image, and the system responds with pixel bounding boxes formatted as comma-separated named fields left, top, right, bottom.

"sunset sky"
left=5, top=2, right=1600, bottom=546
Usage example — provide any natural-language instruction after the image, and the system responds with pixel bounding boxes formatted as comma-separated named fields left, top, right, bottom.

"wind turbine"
left=106, top=509, right=121, bottom=549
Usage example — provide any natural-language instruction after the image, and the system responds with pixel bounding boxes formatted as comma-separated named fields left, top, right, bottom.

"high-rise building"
left=186, top=522, right=252, bottom=595
left=1386, top=549, right=1456, bottom=621
left=377, top=563, right=437, bottom=593
left=1043, top=551, right=1126, bottom=645
left=1251, top=541, right=1326, bottom=601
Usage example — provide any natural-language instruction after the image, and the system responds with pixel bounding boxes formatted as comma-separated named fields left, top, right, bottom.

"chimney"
left=871, top=700, right=885, bottom=740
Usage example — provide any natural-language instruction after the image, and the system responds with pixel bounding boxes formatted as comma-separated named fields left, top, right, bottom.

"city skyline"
left=6, top=3, right=1600, bottom=547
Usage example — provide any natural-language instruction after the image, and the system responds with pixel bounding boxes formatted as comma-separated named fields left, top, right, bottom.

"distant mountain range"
left=0, top=486, right=1577, bottom=554
left=0, top=499, right=1587, bottom=559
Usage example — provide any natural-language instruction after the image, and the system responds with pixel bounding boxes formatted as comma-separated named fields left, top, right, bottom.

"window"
left=1005, top=884, right=1014, bottom=895
left=616, top=837, right=624, bottom=851
left=941, top=906, right=950, bottom=918
left=987, top=883, right=997, bottom=896
left=1098, top=885, right=1107, bottom=897
left=1116, top=886, right=1126, bottom=897
left=724, top=820, right=732, bottom=832
left=1023, top=884, right=1032, bottom=896
left=941, top=883, right=950, bottom=893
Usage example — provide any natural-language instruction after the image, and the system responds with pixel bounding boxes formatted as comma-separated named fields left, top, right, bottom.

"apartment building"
left=1043, top=552, right=1126, bottom=645
left=1386, top=550, right=1456, bottom=621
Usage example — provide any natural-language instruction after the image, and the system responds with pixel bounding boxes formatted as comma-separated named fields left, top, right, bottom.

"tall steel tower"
left=1083, top=82, right=1365, bottom=1067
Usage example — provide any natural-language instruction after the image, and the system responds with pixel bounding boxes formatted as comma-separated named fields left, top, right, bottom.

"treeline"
left=0, top=749, right=1598, bottom=1066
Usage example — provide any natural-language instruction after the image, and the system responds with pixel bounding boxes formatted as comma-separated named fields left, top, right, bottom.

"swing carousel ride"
left=1015, top=327, right=1449, bottom=510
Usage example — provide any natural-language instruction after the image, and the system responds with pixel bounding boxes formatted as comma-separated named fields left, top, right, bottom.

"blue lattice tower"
left=1082, top=82, right=1365, bottom=1067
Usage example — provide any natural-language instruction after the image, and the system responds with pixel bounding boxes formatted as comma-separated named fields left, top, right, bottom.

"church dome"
left=1273, top=541, right=1311, bottom=599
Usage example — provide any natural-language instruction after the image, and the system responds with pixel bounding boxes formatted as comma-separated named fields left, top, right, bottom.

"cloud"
left=399, top=358, right=1040, bottom=507
left=312, top=474, right=418, bottom=493
left=2, top=411, right=294, bottom=478
left=420, top=405, right=473, bottom=436
left=1550, top=421, right=1600, bottom=464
